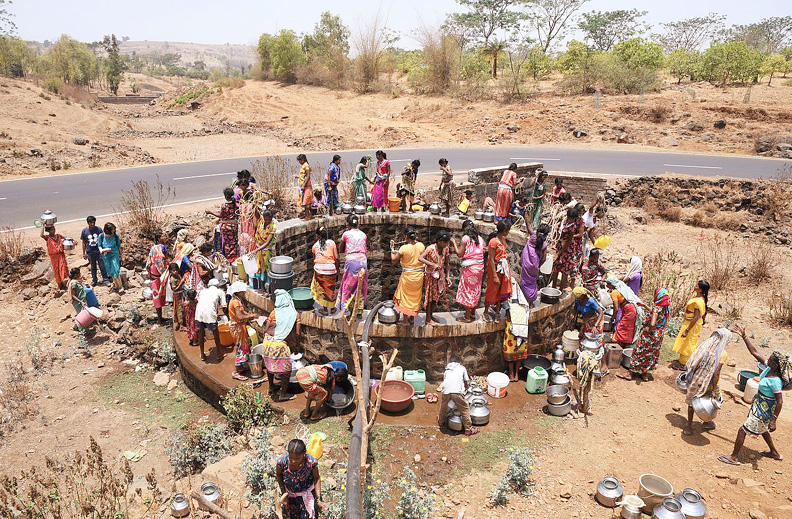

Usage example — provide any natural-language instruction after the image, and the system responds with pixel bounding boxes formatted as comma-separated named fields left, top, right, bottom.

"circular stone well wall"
left=243, top=213, right=573, bottom=379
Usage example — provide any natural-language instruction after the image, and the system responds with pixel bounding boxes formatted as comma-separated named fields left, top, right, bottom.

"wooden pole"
left=344, top=272, right=366, bottom=519
left=190, top=490, right=236, bottom=519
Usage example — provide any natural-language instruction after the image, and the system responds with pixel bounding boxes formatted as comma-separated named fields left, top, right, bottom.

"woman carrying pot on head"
left=296, top=363, right=348, bottom=421
left=671, top=280, right=709, bottom=370
left=337, top=214, right=368, bottom=315
left=370, top=150, right=391, bottom=213
left=419, top=232, right=451, bottom=326
left=205, top=187, right=240, bottom=261
left=438, top=158, right=454, bottom=217
left=98, top=222, right=123, bottom=292
left=519, top=223, right=550, bottom=306
left=352, top=156, right=372, bottom=204
left=624, top=288, right=671, bottom=382
left=261, top=289, right=300, bottom=402
left=484, top=221, right=512, bottom=323
left=310, top=227, right=339, bottom=316
left=40, top=223, right=69, bottom=290
left=681, top=328, right=730, bottom=436
left=227, top=281, right=260, bottom=382
left=720, top=326, right=789, bottom=465
left=276, top=439, right=327, bottom=519
left=391, top=226, right=426, bottom=326
left=494, top=163, right=519, bottom=221
left=452, top=220, right=484, bottom=323
left=146, top=231, right=169, bottom=325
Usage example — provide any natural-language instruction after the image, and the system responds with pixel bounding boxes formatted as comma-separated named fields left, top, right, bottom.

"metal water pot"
left=429, top=202, right=441, bottom=215
left=580, top=334, right=601, bottom=353
left=355, top=195, right=366, bottom=205
left=141, top=287, right=153, bottom=300
left=199, top=482, right=221, bottom=510
left=290, top=353, right=306, bottom=384
left=40, top=210, right=58, bottom=226
left=553, top=345, right=566, bottom=363
left=652, top=497, right=685, bottom=519
left=469, top=401, right=490, bottom=425
left=377, top=302, right=400, bottom=324
left=171, top=493, right=190, bottom=518
left=482, top=210, right=495, bottom=222
left=341, top=202, right=354, bottom=214
left=354, top=204, right=367, bottom=214
left=62, top=237, right=76, bottom=251
left=474, top=210, right=484, bottom=220
left=674, top=489, right=706, bottom=519
left=550, top=369, right=571, bottom=388
left=447, top=411, right=464, bottom=431
left=465, top=387, right=488, bottom=405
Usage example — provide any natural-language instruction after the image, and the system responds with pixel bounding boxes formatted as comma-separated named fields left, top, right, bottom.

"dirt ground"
left=2, top=74, right=791, bottom=178
left=2, top=204, right=791, bottom=518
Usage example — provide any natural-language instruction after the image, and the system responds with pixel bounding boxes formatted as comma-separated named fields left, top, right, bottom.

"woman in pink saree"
left=452, top=220, right=484, bottom=323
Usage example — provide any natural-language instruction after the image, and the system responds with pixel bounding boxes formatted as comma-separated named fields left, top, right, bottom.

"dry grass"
left=0, top=362, right=36, bottom=439
left=696, top=234, right=740, bottom=290
left=642, top=250, right=696, bottom=317
left=762, top=164, right=792, bottom=222
left=747, top=240, right=778, bottom=283
left=0, top=226, right=24, bottom=263
left=115, top=176, right=175, bottom=238
left=251, top=156, right=297, bottom=217
left=770, top=293, right=792, bottom=325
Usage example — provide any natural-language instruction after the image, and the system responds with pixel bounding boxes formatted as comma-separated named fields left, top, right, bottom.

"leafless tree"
left=653, top=13, right=726, bottom=53
left=524, top=0, right=590, bottom=53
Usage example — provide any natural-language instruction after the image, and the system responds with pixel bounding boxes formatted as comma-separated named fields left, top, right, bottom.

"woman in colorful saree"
left=337, top=215, right=368, bottom=315
left=626, top=288, right=670, bottom=381
left=484, top=221, right=512, bottom=323
left=452, top=220, right=484, bottom=323
left=261, top=289, right=300, bottom=402
left=310, top=227, right=339, bottom=315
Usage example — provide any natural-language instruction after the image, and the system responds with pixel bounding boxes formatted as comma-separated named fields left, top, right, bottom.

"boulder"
left=22, top=287, right=38, bottom=300
left=572, top=128, right=588, bottom=138
left=684, top=122, right=704, bottom=132
left=22, top=260, right=52, bottom=284
left=201, top=451, right=249, bottom=495
left=105, top=293, right=122, bottom=307
left=713, top=120, right=726, bottom=129
left=617, top=133, right=633, bottom=144
left=73, top=137, right=89, bottom=146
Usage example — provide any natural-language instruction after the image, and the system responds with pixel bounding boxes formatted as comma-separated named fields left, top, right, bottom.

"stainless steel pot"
left=354, top=204, right=367, bottom=214
left=619, top=495, right=646, bottom=519
left=355, top=195, right=367, bottom=205
left=270, top=256, right=294, bottom=275
left=469, top=401, right=490, bottom=425
left=474, top=210, right=484, bottom=220
left=62, top=237, right=76, bottom=251
left=465, top=387, right=488, bottom=405
left=199, top=482, right=221, bottom=509
left=621, top=348, right=634, bottom=369
left=40, top=210, right=58, bottom=226
left=142, top=279, right=152, bottom=288
left=546, top=384, right=569, bottom=405
left=579, top=335, right=601, bottom=353
left=447, top=411, right=464, bottom=431
left=692, top=395, right=722, bottom=422
left=429, top=202, right=441, bottom=215
left=675, top=372, right=689, bottom=392
left=341, top=202, right=354, bottom=214
left=552, top=345, right=566, bottom=363
left=547, top=395, right=571, bottom=416
left=652, top=497, right=685, bottom=519
left=377, top=301, right=400, bottom=324
left=540, top=287, right=562, bottom=304
left=171, top=493, right=190, bottom=518
left=550, top=370, right=571, bottom=388
left=289, top=353, right=306, bottom=384
left=482, top=210, right=495, bottom=222
left=596, top=477, right=624, bottom=508
left=674, top=489, right=706, bottom=519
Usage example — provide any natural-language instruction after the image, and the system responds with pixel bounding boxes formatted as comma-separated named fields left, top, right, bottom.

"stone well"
left=241, top=213, right=574, bottom=380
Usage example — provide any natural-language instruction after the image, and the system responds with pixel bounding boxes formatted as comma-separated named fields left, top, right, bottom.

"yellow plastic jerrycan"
left=307, top=433, right=324, bottom=459
left=594, top=235, right=611, bottom=250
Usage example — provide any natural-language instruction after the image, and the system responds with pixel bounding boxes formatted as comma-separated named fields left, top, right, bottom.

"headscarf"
left=176, top=228, right=188, bottom=243
left=573, top=286, right=596, bottom=300
left=625, top=256, right=643, bottom=279
left=654, top=288, right=670, bottom=324
left=227, top=281, right=248, bottom=297
left=606, top=275, right=645, bottom=343
left=769, top=350, right=792, bottom=387
left=179, top=243, right=195, bottom=257
left=685, top=328, right=732, bottom=404
left=273, top=289, right=298, bottom=342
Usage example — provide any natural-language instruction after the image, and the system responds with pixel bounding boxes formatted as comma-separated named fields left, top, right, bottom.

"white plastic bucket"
left=487, top=372, right=510, bottom=398
left=562, top=330, right=580, bottom=353
left=242, top=254, right=259, bottom=277
left=540, top=253, right=553, bottom=275
left=385, top=366, right=403, bottom=381
left=743, top=377, right=759, bottom=403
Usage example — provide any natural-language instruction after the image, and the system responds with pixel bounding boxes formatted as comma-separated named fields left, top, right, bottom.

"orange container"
left=218, top=322, right=234, bottom=347
left=388, top=197, right=401, bottom=212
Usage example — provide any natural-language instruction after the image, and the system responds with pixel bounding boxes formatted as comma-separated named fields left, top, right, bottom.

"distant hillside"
left=118, top=40, right=257, bottom=70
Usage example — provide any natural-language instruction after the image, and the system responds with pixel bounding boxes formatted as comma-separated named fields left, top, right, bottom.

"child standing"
left=168, top=263, right=185, bottom=331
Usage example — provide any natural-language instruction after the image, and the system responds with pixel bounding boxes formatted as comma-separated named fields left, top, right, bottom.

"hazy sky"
left=10, top=0, right=791, bottom=49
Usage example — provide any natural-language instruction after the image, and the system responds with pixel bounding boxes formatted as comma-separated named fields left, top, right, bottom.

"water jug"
left=385, top=366, right=403, bottom=381
left=247, top=326, right=258, bottom=347
left=404, top=369, right=426, bottom=394
left=525, top=366, right=549, bottom=394
left=235, top=259, right=248, bottom=282
left=307, top=433, right=324, bottom=459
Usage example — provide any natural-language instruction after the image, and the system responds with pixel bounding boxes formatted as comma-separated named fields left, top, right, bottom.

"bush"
left=221, top=383, right=273, bottom=433
left=701, top=41, right=763, bottom=86
left=489, top=447, right=535, bottom=506
left=115, top=177, right=175, bottom=238
left=747, top=241, right=777, bottom=283
left=396, top=467, right=434, bottom=519
left=0, top=226, right=24, bottom=264
left=322, top=469, right=388, bottom=519
left=0, top=361, right=36, bottom=438
left=666, top=49, right=702, bottom=83
left=642, top=250, right=695, bottom=317
left=770, top=293, right=792, bottom=325
left=214, top=76, right=245, bottom=90
left=243, top=431, right=277, bottom=513
left=167, top=422, right=233, bottom=477
left=252, top=156, right=297, bottom=218
left=696, top=235, right=740, bottom=291
left=170, top=86, right=213, bottom=106
left=44, top=77, right=62, bottom=94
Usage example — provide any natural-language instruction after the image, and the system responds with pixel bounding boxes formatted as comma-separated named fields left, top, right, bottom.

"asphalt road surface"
left=2, top=147, right=789, bottom=230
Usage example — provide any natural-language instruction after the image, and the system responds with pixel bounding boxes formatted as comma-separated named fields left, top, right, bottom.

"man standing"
left=325, top=155, right=341, bottom=216
left=81, top=216, right=108, bottom=286
left=437, top=357, right=479, bottom=436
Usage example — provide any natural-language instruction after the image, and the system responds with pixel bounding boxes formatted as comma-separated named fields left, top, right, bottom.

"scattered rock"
left=414, top=454, right=422, bottom=463
left=573, top=128, right=588, bottom=138
left=559, top=484, right=573, bottom=499
left=749, top=509, right=767, bottom=519
left=105, top=293, right=122, bottom=307
left=30, top=148, right=44, bottom=157
left=714, top=120, right=727, bottom=129
left=201, top=451, right=249, bottom=495
left=684, top=122, right=704, bottom=132
left=49, top=113, right=56, bottom=117
left=507, top=126, right=520, bottom=133
left=73, top=137, right=89, bottom=145
left=617, top=133, right=633, bottom=144
left=22, top=287, right=37, bottom=300
left=167, top=379, right=178, bottom=391
left=153, top=371, right=170, bottom=387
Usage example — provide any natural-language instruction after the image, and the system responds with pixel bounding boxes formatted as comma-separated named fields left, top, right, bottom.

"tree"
left=726, top=17, right=792, bottom=54
left=0, top=35, right=36, bottom=77
left=524, top=0, right=590, bottom=53
left=302, top=11, right=350, bottom=57
left=257, top=33, right=273, bottom=72
left=351, top=8, right=397, bottom=91
left=447, top=0, right=524, bottom=48
left=102, top=34, right=125, bottom=95
left=0, top=0, right=15, bottom=36
left=654, top=13, right=726, bottom=53
left=42, top=34, right=98, bottom=86
left=270, top=30, right=304, bottom=81
left=578, top=9, right=649, bottom=51
left=612, top=37, right=664, bottom=71
left=665, top=49, right=702, bottom=83
left=482, top=37, right=508, bottom=77
left=701, top=40, right=763, bottom=86
left=761, top=53, right=787, bottom=85
left=523, top=45, right=552, bottom=80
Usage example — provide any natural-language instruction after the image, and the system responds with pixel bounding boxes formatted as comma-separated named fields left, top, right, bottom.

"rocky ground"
left=2, top=75, right=792, bottom=179
left=1, top=202, right=791, bottom=518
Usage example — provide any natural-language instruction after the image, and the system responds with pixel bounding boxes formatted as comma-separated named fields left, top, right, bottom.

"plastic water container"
left=84, top=286, right=99, bottom=308
left=218, top=322, right=234, bottom=347
left=247, top=326, right=258, bottom=347
left=404, top=369, right=426, bottom=394
left=307, top=433, right=324, bottom=459
left=487, top=372, right=510, bottom=398
left=385, top=366, right=403, bottom=381
left=743, top=377, right=760, bottom=403
left=525, top=367, right=549, bottom=394
left=75, top=307, right=103, bottom=328
left=235, top=259, right=248, bottom=282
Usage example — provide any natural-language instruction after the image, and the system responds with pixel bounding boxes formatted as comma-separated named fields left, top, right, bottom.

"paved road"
left=1, top=147, right=789, bottom=229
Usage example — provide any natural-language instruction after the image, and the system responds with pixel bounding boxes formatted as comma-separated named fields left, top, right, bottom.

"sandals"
left=760, top=451, right=784, bottom=461
left=426, top=393, right=438, bottom=404
left=718, top=455, right=741, bottom=465
left=232, top=373, right=249, bottom=381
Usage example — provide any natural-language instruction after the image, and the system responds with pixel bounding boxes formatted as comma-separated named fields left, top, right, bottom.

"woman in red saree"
left=484, top=221, right=512, bottom=322
left=146, top=232, right=169, bottom=325
left=419, top=232, right=450, bottom=325
left=494, top=163, right=518, bottom=219
left=40, top=225, right=69, bottom=288
left=452, top=220, right=484, bottom=323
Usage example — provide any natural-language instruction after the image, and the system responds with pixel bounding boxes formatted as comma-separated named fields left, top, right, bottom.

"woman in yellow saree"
left=671, top=280, right=709, bottom=370
left=248, top=209, right=276, bottom=287
left=391, top=226, right=425, bottom=326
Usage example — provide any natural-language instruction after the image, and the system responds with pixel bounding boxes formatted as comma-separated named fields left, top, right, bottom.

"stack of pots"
left=268, top=256, right=295, bottom=293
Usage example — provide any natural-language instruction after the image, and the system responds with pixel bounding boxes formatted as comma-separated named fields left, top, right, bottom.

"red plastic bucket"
left=75, top=307, right=103, bottom=328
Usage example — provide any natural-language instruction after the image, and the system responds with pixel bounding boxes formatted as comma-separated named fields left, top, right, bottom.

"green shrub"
left=701, top=41, right=763, bottom=86
left=44, top=78, right=62, bottom=94
left=396, top=467, right=434, bottom=519
left=169, top=86, right=213, bottom=107
left=489, top=447, right=535, bottom=506
left=166, top=422, right=233, bottom=477
left=243, top=430, right=277, bottom=513
left=221, top=383, right=274, bottom=433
